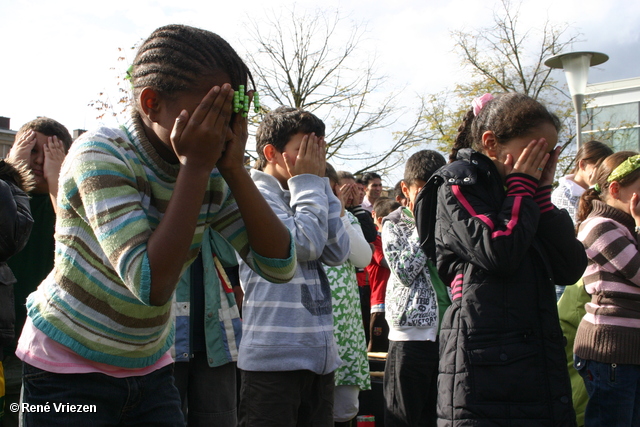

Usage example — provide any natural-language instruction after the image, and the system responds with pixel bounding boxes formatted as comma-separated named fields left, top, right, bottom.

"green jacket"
left=557, top=280, right=590, bottom=427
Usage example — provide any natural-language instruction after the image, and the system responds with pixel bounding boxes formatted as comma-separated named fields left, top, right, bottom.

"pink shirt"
left=16, top=317, right=173, bottom=378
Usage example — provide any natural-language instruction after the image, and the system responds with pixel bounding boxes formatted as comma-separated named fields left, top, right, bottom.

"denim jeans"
left=173, top=353, right=237, bottom=427
left=21, top=362, right=185, bottom=427
left=574, top=355, right=640, bottom=427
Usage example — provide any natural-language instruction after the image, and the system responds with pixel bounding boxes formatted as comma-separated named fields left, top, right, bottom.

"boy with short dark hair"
left=238, top=107, right=350, bottom=426
left=382, top=149, right=450, bottom=427
left=367, top=197, right=400, bottom=352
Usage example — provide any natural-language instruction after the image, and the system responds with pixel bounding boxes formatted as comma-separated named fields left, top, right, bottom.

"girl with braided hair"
left=16, top=25, right=295, bottom=426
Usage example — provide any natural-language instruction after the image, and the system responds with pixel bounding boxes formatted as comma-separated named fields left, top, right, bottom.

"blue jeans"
left=574, top=355, right=640, bottom=427
left=21, top=362, right=185, bottom=427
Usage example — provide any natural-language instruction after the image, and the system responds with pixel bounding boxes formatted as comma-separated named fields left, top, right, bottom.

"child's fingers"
left=298, top=134, right=311, bottom=160
left=189, top=85, right=222, bottom=126
left=208, top=84, right=234, bottom=131
left=170, top=110, right=189, bottom=147
left=52, top=136, right=62, bottom=152
left=534, top=139, right=549, bottom=167
left=282, top=152, right=295, bottom=176
left=504, top=153, right=514, bottom=175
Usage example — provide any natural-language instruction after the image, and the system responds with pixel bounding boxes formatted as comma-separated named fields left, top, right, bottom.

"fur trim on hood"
left=0, top=159, right=36, bottom=193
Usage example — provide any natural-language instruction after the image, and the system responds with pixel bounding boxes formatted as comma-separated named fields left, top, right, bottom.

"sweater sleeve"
left=61, top=139, right=157, bottom=304
left=343, top=213, right=373, bottom=269
left=210, top=189, right=296, bottom=284
left=320, top=178, right=350, bottom=266
left=580, top=219, right=640, bottom=286
left=347, top=205, right=377, bottom=243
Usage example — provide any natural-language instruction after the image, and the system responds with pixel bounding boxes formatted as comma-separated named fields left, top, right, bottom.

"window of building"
left=583, top=101, right=640, bottom=152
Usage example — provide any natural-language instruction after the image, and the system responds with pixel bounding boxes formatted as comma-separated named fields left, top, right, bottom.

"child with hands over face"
left=323, top=163, right=372, bottom=426
left=239, top=107, right=350, bottom=427
left=7, top=123, right=70, bottom=209
left=16, top=25, right=295, bottom=427
left=425, top=93, right=587, bottom=426
left=573, top=151, right=640, bottom=427
left=3, top=118, right=71, bottom=427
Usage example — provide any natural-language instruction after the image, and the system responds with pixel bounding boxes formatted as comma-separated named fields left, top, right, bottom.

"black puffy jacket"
left=416, top=149, right=586, bottom=427
left=0, top=160, right=34, bottom=348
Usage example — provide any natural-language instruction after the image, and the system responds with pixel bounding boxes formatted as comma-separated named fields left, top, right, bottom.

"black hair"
left=17, top=117, right=72, bottom=151
left=372, top=197, right=401, bottom=219
left=577, top=151, right=640, bottom=227
left=404, top=150, right=446, bottom=185
left=254, top=107, right=325, bottom=170
left=325, top=162, right=339, bottom=186
left=571, top=140, right=614, bottom=174
left=451, top=93, right=561, bottom=162
left=362, top=172, right=382, bottom=186
left=393, top=180, right=405, bottom=201
left=131, top=24, right=253, bottom=106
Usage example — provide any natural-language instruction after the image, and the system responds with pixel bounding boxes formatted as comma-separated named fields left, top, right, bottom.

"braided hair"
left=450, top=93, right=561, bottom=163
left=130, top=25, right=254, bottom=106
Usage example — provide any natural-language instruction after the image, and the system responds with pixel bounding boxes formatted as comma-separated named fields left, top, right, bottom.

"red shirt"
left=365, top=234, right=390, bottom=307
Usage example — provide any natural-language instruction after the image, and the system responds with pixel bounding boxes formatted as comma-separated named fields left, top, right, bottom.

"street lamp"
left=545, top=51, right=608, bottom=150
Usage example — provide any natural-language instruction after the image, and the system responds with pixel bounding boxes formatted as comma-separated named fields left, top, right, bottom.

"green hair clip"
left=593, top=183, right=601, bottom=193
left=125, top=65, right=134, bottom=91
left=233, top=85, right=260, bottom=117
left=608, top=154, right=640, bottom=183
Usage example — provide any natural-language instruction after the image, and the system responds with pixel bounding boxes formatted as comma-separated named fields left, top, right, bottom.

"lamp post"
left=545, top=51, right=608, bottom=151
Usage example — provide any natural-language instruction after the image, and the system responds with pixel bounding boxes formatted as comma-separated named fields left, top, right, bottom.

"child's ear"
left=400, top=181, right=410, bottom=199
left=481, top=131, right=499, bottom=159
left=139, top=88, right=161, bottom=122
left=578, top=159, right=587, bottom=172
left=609, top=181, right=620, bottom=199
left=262, top=144, right=278, bottom=163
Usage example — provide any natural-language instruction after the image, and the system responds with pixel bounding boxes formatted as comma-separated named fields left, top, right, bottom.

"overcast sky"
left=1, top=0, right=639, bottom=182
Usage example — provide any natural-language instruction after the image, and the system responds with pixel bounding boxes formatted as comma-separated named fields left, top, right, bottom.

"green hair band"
left=608, top=154, right=640, bottom=183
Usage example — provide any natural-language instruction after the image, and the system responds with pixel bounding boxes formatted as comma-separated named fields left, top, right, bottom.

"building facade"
left=583, top=77, right=640, bottom=152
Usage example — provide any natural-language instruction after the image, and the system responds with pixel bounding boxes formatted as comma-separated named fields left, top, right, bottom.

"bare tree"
left=88, top=46, right=137, bottom=121
left=244, top=7, right=420, bottom=173
left=420, top=0, right=582, bottom=174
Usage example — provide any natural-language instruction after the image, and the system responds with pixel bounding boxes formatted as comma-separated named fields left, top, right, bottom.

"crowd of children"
left=1, top=22, right=638, bottom=427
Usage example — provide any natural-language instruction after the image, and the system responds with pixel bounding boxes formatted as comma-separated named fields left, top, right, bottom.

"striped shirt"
left=575, top=200, right=640, bottom=364
left=25, top=114, right=295, bottom=369
left=238, top=170, right=349, bottom=375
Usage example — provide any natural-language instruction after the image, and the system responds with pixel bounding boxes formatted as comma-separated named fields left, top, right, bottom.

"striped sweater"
left=238, top=170, right=349, bottom=375
left=575, top=200, right=640, bottom=365
left=25, top=114, right=296, bottom=369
